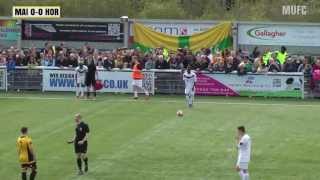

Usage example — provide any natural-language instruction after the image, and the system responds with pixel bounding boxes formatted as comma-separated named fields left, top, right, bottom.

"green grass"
left=1, top=92, right=320, bottom=180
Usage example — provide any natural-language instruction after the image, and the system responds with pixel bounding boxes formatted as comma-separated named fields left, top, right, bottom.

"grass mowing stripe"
left=0, top=100, right=108, bottom=176
left=1, top=96, right=320, bottom=108
left=62, top=105, right=178, bottom=179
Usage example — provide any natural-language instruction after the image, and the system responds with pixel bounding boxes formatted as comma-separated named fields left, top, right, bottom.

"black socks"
left=77, top=158, right=82, bottom=171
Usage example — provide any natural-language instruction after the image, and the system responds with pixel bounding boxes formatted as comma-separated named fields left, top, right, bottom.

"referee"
left=68, top=114, right=90, bottom=175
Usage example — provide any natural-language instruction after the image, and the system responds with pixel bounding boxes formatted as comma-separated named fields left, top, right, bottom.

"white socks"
left=186, top=94, right=193, bottom=107
left=239, top=170, right=249, bottom=180
left=134, top=87, right=149, bottom=98
left=76, top=84, right=85, bottom=97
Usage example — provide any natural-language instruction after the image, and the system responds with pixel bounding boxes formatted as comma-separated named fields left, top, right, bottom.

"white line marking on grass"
left=0, top=96, right=71, bottom=100
left=1, top=96, right=319, bottom=108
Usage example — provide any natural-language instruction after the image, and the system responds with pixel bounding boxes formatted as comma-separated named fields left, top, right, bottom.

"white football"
left=176, top=110, right=183, bottom=117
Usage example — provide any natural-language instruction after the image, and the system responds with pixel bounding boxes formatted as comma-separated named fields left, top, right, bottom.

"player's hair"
left=21, top=127, right=28, bottom=134
left=237, top=126, right=245, bottom=133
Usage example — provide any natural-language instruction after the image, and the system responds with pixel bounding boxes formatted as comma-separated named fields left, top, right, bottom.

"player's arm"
left=192, top=73, right=197, bottom=90
left=95, top=67, right=98, bottom=79
left=28, top=140, right=36, bottom=161
left=78, top=133, right=89, bottom=145
left=67, top=135, right=76, bottom=144
left=75, top=72, right=78, bottom=84
left=16, top=140, right=21, bottom=156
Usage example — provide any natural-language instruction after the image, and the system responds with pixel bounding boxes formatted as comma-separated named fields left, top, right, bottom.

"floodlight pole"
left=120, top=16, right=129, bottom=48
left=232, top=22, right=238, bottom=51
left=17, top=19, right=22, bottom=50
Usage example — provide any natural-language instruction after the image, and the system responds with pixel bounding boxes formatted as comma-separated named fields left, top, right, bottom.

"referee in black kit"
left=68, top=113, right=90, bottom=175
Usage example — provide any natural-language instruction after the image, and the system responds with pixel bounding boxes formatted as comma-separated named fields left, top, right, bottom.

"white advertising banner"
left=0, top=67, right=6, bottom=90
left=130, top=22, right=216, bottom=36
left=238, top=24, right=320, bottom=46
left=42, top=69, right=154, bottom=94
left=196, top=72, right=304, bottom=98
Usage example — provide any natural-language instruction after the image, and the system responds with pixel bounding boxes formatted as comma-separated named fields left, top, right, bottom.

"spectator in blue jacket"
left=41, top=54, right=56, bottom=67
left=6, top=54, right=16, bottom=71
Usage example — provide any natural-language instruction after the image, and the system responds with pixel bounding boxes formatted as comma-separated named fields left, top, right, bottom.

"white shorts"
left=77, top=78, right=85, bottom=86
left=132, top=79, right=143, bottom=88
left=185, top=88, right=195, bottom=96
left=238, top=162, right=249, bottom=170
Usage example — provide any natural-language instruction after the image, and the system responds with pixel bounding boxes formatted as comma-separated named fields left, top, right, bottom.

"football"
left=176, top=110, right=183, bottom=117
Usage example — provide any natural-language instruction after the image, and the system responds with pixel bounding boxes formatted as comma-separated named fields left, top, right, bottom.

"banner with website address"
left=196, top=73, right=304, bottom=98
left=42, top=69, right=154, bottom=94
left=0, top=67, right=7, bottom=90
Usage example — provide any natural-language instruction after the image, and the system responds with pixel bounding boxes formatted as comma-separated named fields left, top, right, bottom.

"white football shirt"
left=237, top=134, right=251, bottom=164
left=183, top=71, right=197, bottom=95
left=75, top=65, right=88, bottom=83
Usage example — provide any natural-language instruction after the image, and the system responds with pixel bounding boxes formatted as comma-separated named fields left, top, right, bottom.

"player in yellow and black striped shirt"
left=17, top=127, right=37, bottom=180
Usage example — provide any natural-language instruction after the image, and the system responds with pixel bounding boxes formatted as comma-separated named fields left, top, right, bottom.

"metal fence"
left=7, top=67, right=42, bottom=90
left=0, top=66, right=310, bottom=99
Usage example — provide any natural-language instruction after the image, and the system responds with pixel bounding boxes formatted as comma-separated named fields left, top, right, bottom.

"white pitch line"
left=0, top=96, right=320, bottom=107
left=0, top=96, right=71, bottom=100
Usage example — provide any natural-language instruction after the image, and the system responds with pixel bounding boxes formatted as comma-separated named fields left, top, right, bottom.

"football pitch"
left=0, top=92, right=320, bottom=180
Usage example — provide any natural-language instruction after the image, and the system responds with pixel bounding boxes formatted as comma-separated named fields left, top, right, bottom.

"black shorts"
left=86, top=76, right=95, bottom=87
left=74, top=141, right=88, bottom=154
left=21, top=162, right=37, bottom=170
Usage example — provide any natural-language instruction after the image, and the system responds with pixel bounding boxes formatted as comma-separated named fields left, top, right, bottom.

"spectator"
left=6, top=54, right=16, bottom=71
left=69, top=53, right=78, bottom=68
left=103, top=57, right=115, bottom=71
left=0, top=43, right=315, bottom=74
left=283, top=57, right=298, bottom=72
left=145, top=55, right=156, bottom=70
left=251, top=46, right=260, bottom=59
left=215, top=56, right=225, bottom=72
left=255, top=57, right=269, bottom=73
left=232, top=50, right=240, bottom=70
left=155, top=55, right=169, bottom=69
left=275, top=46, right=288, bottom=65
left=41, top=54, right=55, bottom=67
left=262, top=48, right=272, bottom=65
left=0, top=51, right=6, bottom=65
left=237, top=62, right=247, bottom=75
left=114, top=55, right=124, bottom=69
left=297, top=56, right=311, bottom=74
left=168, top=53, right=180, bottom=69
left=196, top=55, right=209, bottom=71
left=56, top=51, right=69, bottom=67
left=224, top=55, right=234, bottom=73
left=268, top=58, right=281, bottom=72
left=28, top=56, right=39, bottom=68
left=311, top=58, right=320, bottom=90
left=242, top=55, right=253, bottom=72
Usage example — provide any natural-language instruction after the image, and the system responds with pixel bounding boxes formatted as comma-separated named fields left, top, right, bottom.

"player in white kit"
left=236, top=126, right=251, bottom=180
left=75, top=61, right=88, bottom=98
left=183, top=66, right=197, bottom=108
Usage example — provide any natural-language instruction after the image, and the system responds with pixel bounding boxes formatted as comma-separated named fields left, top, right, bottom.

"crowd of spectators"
left=0, top=42, right=319, bottom=76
